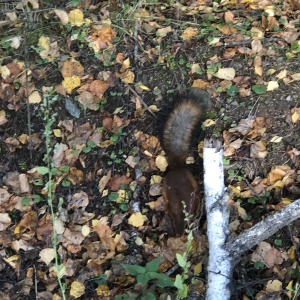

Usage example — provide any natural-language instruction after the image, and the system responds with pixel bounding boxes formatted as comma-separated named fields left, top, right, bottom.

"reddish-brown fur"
left=162, top=88, right=211, bottom=235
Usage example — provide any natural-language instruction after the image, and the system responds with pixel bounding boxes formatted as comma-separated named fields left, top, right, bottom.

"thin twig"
left=124, top=82, right=156, bottom=117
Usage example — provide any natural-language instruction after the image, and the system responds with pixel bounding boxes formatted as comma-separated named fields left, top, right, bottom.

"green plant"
left=122, top=257, right=174, bottom=291
left=39, top=88, right=67, bottom=300
left=173, top=202, right=197, bottom=299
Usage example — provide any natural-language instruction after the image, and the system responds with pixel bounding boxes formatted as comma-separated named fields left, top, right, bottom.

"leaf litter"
left=1, top=0, right=300, bottom=299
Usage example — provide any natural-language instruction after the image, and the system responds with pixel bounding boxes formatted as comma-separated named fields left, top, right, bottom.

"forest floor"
left=1, top=0, right=300, bottom=299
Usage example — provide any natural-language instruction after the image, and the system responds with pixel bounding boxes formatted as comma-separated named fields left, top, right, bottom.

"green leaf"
left=150, top=273, right=174, bottom=288
left=108, top=192, right=119, bottom=201
left=141, top=292, right=156, bottom=300
left=87, top=140, right=97, bottom=148
left=137, top=273, right=150, bottom=286
left=174, top=274, right=183, bottom=290
left=122, top=264, right=145, bottom=276
left=252, top=84, right=267, bottom=95
left=254, top=261, right=264, bottom=269
left=60, top=165, right=70, bottom=172
left=37, top=166, right=49, bottom=175
left=176, top=253, right=186, bottom=268
left=227, top=85, right=239, bottom=96
left=145, top=258, right=160, bottom=272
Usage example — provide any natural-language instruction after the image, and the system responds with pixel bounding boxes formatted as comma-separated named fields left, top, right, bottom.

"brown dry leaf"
left=149, top=182, right=162, bottom=197
left=181, top=27, right=198, bottom=40
left=70, top=281, right=85, bottom=298
left=254, top=55, right=262, bottom=76
left=111, top=213, right=126, bottom=227
left=0, top=110, right=8, bottom=125
left=116, top=53, right=126, bottom=64
left=125, top=156, right=138, bottom=168
left=291, top=108, right=300, bottom=123
left=62, top=76, right=81, bottom=94
left=288, top=147, right=300, bottom=162
left=250, top=140, right=268, bottom=159
left=89, top=80, right=109, bottom=97
left=68, top=167, right=84, bottom=185
left=0, top=213, right=12, bottom=231
left=252, top=241, right=286, bottom=268
left=135, top=131, right=161, bottom=154
left=92, top=25, right=117, bottom=50
left=216, top=24, right=237, bottom=35
left=67, top=122, right=93, bottom=148
left=192, top=79, right=210, bottom=89
left=146, top=196, right=166, bottom=211
left=93, top=223, right=116, bottom=251
left=36, top=214, right=53, bottom=242
left=68, top=9, right=84, bottom=26
left=64, top=226, right=85, bottom=246
left=61, top=60, right=84, bottom=79
left=11, top=239, right=34, bottom=252
left=78, top=91, right=98, bottom=110
left=251, top=40, right=263, bottom=55
left=234, top=118, right=255, bottom=135
left=14, top=211, right=37, bottom=235
left=99, top=171, right=112, bottom=193
left=224, top=11, right=235, bottom=23
left=250, top=27, right=264, bottom=39
left=109, top=174, right=132, bottom=191
left=52, top=143, right=68, bottom=168
left=68, top=191, right=89, bottom=209
left=118, top=69, right=135, bottom=84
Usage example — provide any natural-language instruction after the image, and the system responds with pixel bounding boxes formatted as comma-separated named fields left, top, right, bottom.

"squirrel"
left=161, top=88, right=211, bottom=236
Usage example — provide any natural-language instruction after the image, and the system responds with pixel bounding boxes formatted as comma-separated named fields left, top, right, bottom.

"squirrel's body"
left=161, top=88, right=211, bottom=235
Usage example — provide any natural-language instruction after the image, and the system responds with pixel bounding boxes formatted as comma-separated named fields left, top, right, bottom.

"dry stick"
left=124, top=82, right=156, bottom=117
left=226, top=199, right=300, bottom=257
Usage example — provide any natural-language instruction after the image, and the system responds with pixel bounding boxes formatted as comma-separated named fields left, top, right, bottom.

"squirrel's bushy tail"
left=162, top=88, right=211, bottom=168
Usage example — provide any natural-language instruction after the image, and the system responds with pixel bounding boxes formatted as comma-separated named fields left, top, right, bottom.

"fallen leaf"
left=215, top=68, right=235, bottom=80
left=39, top=248, right=55, bottom=265
left=69, top=9, right=84, bottom=26
left=128, top=212, right=146, bottom=227
left=70, top=281, right=85, bottom=298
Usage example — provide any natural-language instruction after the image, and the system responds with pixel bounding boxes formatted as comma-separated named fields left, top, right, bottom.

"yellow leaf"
left=292, top=111, right=299, bottom=123
left=155, top=155, right=168, bottom=172
left=288, top=246, right=295, bottom=261
left=53, top=129, right=62, bottom=137
left=181, top=27, right=199, bottom=41
left=96, top=284, right=110, bottom=296
left=62, top=75, right=81, bottom=94
left=281, top=197, right=291, bottom=205
left=128, top=212, right=146, bottom=227
left=119, top=69, right=135, bottom=84
left=194, top=263, right=202, bottom=275
left=70, top=281, right=85, bottom=298
left=1, top=65, right=10, bottom=80
left=38, top=36, right=50, bottom=51
left=69, top=9, right=84, bottom=26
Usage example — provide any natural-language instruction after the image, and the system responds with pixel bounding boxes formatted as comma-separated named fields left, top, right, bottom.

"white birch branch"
left=203, top=138, right=300, bottom=300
